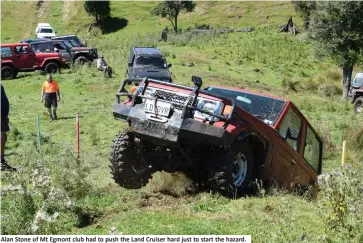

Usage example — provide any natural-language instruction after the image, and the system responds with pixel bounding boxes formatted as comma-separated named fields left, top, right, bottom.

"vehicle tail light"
left=223, top=105, right=232, bottom=116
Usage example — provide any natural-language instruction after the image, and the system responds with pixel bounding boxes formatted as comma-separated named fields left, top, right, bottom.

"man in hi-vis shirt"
left=41, top=74, right=61, bottom=121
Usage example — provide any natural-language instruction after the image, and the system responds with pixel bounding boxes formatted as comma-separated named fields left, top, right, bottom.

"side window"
left=277, top=108, right=302, bottom=151
left=33, top=43, right=52, bottom=52
left=15, top=46, right=29, bottom=54
left=1, top=47, right=13, bottom=57
left=304, top=126, right=322, bottom=172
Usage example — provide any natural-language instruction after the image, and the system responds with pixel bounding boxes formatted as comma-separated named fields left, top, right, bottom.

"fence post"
left=76, top=112, right=80, bottom=158
left=341, top=141, right=346, bottom=166
left=36, top=115, right=41, bottom=150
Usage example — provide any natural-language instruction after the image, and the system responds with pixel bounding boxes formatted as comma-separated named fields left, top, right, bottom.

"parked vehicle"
left=20, top=38, right=48, bottom=44
left=51, top=35, right=86, bottom=47
left=1, top=43, right=68, bottom=79
left=29, top=40, right=98, bottom=65
left=35, top=23, right=56, bottom=39
left=350, top=73, right=363, bottom=114
left=109, top=76, right=323, bottom=197
left=127, top=47, right=172, bottom=82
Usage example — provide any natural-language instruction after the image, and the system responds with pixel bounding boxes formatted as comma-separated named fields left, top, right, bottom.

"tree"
left=292, top=1, right=316, bottom=30
left=152, top=1, right=196, bottom=33
left=309, top=2, right=363, bottom=98
left=84, top=0, right=111, bottom=23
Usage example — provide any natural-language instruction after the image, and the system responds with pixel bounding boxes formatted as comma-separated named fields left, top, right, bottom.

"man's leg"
left=1, top=117, right=16, bottom=171
left=52, top=107, right=57, bottom=120
left=48, top=108, right=53, bottom=121
left=1, top=132, right=6, bottom=162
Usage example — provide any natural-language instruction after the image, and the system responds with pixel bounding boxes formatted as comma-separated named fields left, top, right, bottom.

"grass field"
left=1, top=1, right=363, bottom=242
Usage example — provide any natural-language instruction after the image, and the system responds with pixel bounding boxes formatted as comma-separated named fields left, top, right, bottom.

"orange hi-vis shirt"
left=42, top=80, right=59, bottom=93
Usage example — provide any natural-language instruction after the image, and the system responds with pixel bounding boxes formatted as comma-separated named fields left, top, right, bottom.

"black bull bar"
left=113, top=77, right=237, bottom=146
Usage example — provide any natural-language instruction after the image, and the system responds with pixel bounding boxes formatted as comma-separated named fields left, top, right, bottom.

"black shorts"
left=44, top=93, right=57, bottom=108
left=1, top=115, right=10, bottom=132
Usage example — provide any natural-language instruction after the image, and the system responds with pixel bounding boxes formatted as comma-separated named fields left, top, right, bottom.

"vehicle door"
left=273, top=105, right=306, bottom=187
left=13, top=45, right=35, bottom=69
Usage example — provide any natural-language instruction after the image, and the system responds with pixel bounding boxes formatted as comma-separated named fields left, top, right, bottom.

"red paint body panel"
left=142, top=84, right=322, bottom=189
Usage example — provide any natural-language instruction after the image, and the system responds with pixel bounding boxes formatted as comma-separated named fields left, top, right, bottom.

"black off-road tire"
left=1, top=66, right=17, bottom=80
left=45, top=62, right=59, bottom=74
left=74, top=56, right=89, bottom=66
left=109, top=131, right=153, bottom=189
left=354, top=97, right=363, bottom=114
left=208, top=141, right=256, bottom=198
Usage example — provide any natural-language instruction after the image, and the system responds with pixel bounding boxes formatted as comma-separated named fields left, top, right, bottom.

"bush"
left=318, top=84, right=341, bottom=97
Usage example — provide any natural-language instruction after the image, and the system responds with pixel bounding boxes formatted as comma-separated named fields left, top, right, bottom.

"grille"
left=154, top=90, right=198, bottom=110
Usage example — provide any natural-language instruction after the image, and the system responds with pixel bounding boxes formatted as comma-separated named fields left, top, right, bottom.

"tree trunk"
left=174, top=15, right=178, bottom=33
left=342, top=65, right=353, bottom=99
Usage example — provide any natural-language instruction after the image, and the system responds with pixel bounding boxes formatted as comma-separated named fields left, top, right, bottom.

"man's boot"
left=1, top=157, right=16, bottom=172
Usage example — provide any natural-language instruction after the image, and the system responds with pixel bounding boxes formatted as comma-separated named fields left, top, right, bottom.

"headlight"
left=194, top=98, right=223, bottom=121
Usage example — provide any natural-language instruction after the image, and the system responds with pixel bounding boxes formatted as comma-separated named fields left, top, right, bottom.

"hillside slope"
left=1, top=1, right=362, bottom=242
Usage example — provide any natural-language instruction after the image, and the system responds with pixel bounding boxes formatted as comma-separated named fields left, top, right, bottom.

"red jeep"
left=110, top=77, right=323, bottom=197
left=1, top=43, right=69, bottom=80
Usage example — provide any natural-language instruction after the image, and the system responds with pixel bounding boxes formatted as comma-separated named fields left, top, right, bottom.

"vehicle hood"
left=132, top=68, right=170, bottom=81
left=352, top=82, right=363, bottom=89
left=71, top=47, right=93, bottom=51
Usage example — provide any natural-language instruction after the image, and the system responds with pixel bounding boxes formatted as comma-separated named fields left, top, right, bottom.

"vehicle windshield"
left=135, top=55, right=166, bottom=68
left=205, top=87, right=287, bottom=125
left=352, top=73, right=363, bottom=88
left=62, top=38, right=81, bottom=47
left=40, top=28, right=54, bottom=33
left=62, top=41, right=73, bottom=49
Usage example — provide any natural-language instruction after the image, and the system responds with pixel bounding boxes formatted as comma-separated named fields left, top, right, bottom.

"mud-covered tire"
left=354, top=97, right=363, bottom=114
left=208, top=141, right=256, bottom=198
left=1, top=66, right=17, bottom=80
left=109, top=131, right=153, bottom=189
left=45, top=62, right=59, bottom=74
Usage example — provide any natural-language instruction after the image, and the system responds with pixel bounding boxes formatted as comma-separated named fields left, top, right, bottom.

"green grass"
left=1, top=1, right=363, bottom=242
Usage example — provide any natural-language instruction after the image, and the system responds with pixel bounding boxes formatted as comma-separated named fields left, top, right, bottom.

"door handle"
left=291, top=159, right=297, bottom=165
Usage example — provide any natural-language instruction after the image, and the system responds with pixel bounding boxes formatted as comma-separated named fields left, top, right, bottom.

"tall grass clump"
left=1, top=148, right=97, bottom=234
left=318, top=166, right=363, bottom=242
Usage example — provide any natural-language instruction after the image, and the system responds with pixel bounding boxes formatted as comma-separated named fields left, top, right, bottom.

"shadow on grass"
left=99, top=17, right=128, bottom=34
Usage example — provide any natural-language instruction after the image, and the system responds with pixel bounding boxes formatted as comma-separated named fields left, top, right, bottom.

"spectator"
left=1, top=84, right=16, bottom=171
left=41, top=74, right=61, bottom=121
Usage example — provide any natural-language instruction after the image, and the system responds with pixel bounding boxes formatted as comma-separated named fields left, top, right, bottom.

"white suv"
left=35, top=23, right=56, bottom=39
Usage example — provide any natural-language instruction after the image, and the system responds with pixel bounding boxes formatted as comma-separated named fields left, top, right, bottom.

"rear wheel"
left=208, top=141, right=256, bottom=198
left=354, top=97, right=363, bottom=114
left=1, top=66, right=17, bottom=80
left=45, top=62, right=59, bottom=74
left=109, top=131, right=154, bottom=189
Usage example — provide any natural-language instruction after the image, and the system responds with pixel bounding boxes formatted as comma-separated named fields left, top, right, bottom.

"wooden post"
left=36, top=115, right=41, bottom=150
left=341, top=141, right=346, bottom=166
left=76, top=112, right=80, bottom=158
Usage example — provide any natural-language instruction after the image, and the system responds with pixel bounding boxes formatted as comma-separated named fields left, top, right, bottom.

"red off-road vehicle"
left=1, top=43, right=69, bottom=80
left=110, top=77, right=323, bottom=197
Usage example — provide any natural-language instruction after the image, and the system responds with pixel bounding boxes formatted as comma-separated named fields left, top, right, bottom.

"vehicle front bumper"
left=113, top=103, right=235, bottom=148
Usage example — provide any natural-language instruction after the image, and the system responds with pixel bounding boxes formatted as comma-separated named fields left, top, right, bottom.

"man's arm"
left=40, top=90, right=44, bottom=102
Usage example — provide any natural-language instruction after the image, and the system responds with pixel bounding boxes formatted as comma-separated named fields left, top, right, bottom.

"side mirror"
left=285, top=127, right=298, bottom=141
left=167, top=63, right=172, bottom=68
